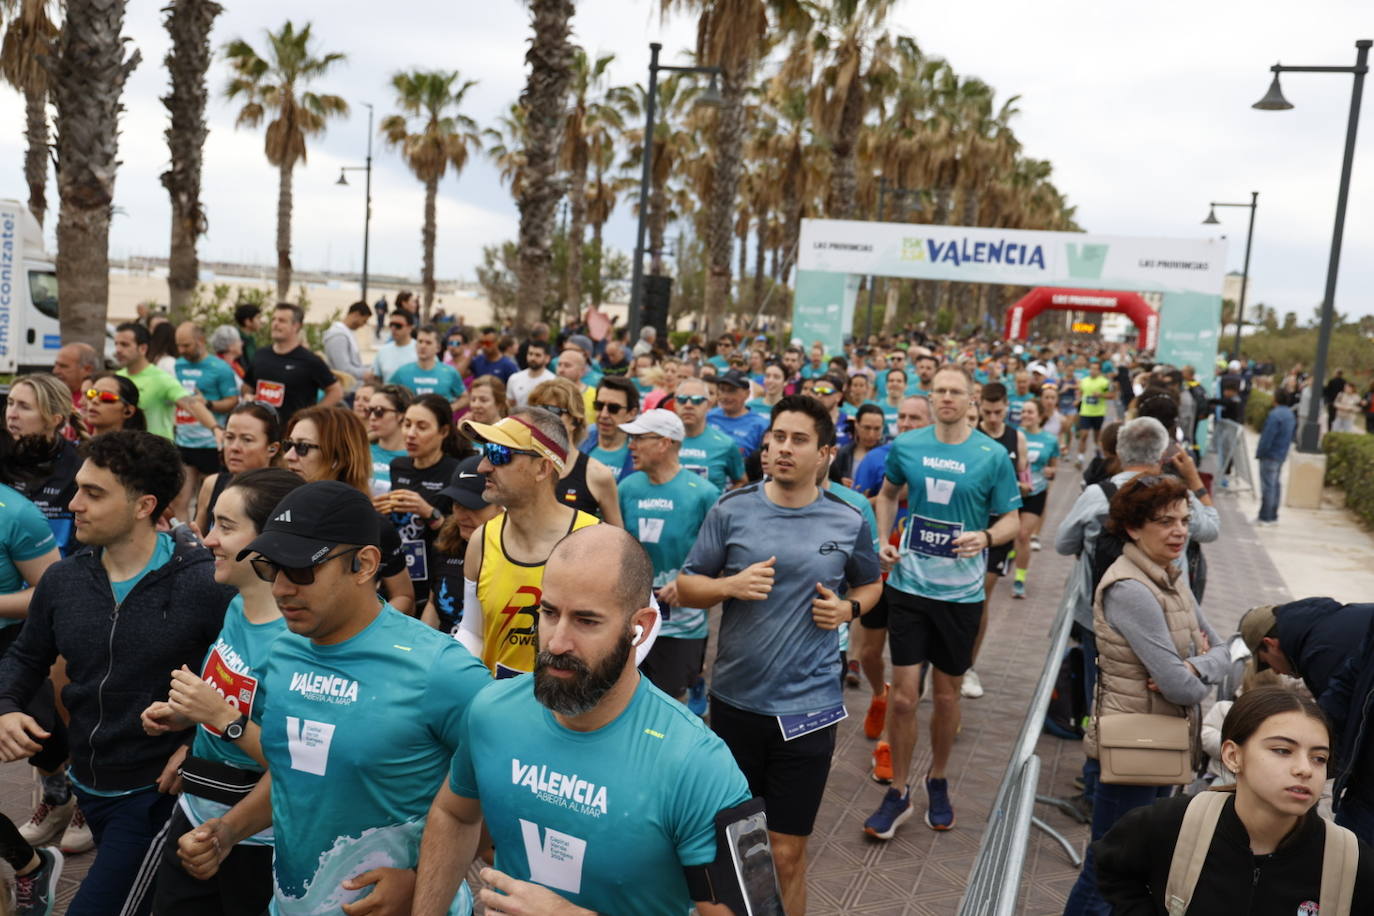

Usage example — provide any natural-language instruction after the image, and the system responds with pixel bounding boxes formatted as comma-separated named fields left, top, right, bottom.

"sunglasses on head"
left=675, top=395, right=708, bottom=406
left=480, top=441, right=539, bottom=466
left=281, top=439, right=321, bottom=456
left=250, top=547, right=360, bottom=586
left=593, top=401, right=626, bottom=415
left=84, top=388, right=122, bottom=404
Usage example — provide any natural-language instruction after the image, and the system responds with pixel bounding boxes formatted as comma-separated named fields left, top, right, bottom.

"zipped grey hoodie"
left=0, top=526, right=234, bottom=791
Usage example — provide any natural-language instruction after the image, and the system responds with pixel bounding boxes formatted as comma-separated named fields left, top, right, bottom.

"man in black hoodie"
left=1242, top=599, right=1374, bottom=701
left=0, top=431, right=233, bottom=916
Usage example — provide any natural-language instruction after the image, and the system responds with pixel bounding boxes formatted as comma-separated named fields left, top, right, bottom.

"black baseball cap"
left=439, top=455, right=490, bottom=509
left=716, top=369, right=751, bottom=390
left=237, top=480, right=381, bottom=567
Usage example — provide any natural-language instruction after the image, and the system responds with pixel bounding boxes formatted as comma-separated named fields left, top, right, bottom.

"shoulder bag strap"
left=1320, top=818, right=1360, bottom=916
left=1164, top=791, right=1229, bottom=915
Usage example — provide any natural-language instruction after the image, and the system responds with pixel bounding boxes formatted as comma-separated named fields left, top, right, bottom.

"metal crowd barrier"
left=956, top=590, right=1083, bottom=916
left=1210, top=417, right=1256, bottom=494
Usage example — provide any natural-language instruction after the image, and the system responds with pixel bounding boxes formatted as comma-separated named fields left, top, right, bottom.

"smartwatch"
left=849, top=599, right=862, bottom=621
left=221, top=713, right=248, bottom=742
left=429, top=506, right=444, bottom=523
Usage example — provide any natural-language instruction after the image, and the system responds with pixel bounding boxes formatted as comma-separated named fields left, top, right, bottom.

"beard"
left=533, top=627, right=634, bottom=717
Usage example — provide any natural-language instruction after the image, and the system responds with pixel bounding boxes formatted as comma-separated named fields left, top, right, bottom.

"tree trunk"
left=421, top=176, right=437, bottom=322
left=825, top=69, right=866, bottom=219
left=703, top=72, right=748, bottom=337
left=736, top=214, right=748, bottom=302
left=564, top=154, right=588, bottom=325
left=161, top=0, right=223, bottom=319
left=275, top=159, right=293, bottom=301
left=590, top=219, right=605, bottom=307
left=778, top=136, right=803, bottom=286
left=52, top=0, right=141, bottom=354
left=515, top=0, right=575, bottom=331
left=752, top=208, right=766, bottom=316
left=23, top=87, right=48, bottom=228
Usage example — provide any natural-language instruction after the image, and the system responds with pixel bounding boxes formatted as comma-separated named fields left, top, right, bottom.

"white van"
left=0, top=198, right=60, bottom=375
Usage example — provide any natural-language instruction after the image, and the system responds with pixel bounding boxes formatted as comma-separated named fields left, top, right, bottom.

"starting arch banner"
left=792, top=218, right=1227, bottom=391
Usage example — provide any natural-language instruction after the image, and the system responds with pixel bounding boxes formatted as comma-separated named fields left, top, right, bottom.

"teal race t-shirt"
left=369, top=443, right=407, bottom=496
left=619, top=468, right=721, bottom=640
left=257, top=605, right=488, bottom=914
left=110, top=532, right=175, bottom=605
left=588, top=440, right=630, bottom=475
left=1024, top=430, right=1060, bottom=496
left=884, top=427, right=1021, bottom=603
left=174, top=354, right=240, bottom=449
left=679, top=427, right=744, bottom=492
left=449, top=675, right=750, bottom=916
left=391, top=361, right=466, bottom=400
left=181, top=595, right=285, bottom=845
left=0, top=484, right=57, bottom=629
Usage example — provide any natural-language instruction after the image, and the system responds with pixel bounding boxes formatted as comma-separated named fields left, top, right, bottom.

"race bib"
left=175, top=405, right=196, bottom=425
left=198, top=647, right=259, bottom=737
left=907, top=514, right=963, bottom=559
left=777, top=704, right=848, bottom=741
left=255, top=380, right=285, bottom=408
left=1084, top=395, right=1100, bottom=406
left=402, top=538, right=428, bottom=581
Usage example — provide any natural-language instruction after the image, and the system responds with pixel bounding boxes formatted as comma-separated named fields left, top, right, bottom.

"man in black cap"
left=707, top=369, right=770, bottom=459
left=425, top=456, right=501, bottom=636
left=175, top=480, right=490, bottom=914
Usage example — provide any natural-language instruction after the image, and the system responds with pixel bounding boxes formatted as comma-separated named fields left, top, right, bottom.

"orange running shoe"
left=864, top=684, right=889, bottom=739
left=871, top=741, right=894, bottom=784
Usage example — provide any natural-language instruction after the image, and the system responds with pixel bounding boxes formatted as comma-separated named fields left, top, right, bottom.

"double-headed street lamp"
left=1201, top=191, right=1258, bottom=361
left=1253, top=39, right=1369, bottom=453
left=628, top=43, right=721, bottom=340
left=336, top=102, right=374, bottom=304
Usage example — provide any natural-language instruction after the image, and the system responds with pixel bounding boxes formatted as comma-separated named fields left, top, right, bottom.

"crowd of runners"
left=1, top=299, right=1372, bottom=915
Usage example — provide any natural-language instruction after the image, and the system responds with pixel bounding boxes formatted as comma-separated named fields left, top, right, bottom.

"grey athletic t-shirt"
left=682, top=483, right=880, bottom=717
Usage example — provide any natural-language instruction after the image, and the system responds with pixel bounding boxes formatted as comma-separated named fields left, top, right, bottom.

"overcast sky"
left=0, top=0, right=1370, bottom=319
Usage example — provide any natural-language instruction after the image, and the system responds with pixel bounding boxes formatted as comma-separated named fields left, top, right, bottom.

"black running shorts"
left=885, top=585, right=983, bottom=675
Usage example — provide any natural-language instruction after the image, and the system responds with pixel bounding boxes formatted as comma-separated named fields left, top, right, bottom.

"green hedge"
left=1245, top=389, right=1275, bottom=432
left=1324, top=432, right=1374, bottom=528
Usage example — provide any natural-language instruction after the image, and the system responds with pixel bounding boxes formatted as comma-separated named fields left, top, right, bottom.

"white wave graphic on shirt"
left=271, top=817, right=472, bottom=915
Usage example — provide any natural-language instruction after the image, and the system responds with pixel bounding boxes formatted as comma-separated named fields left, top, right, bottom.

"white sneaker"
left=19, top=796, right=75, bottom=847
left=961, top=669, right=984, bottom=699
left=1030, top=535, right=1041, bottom=551
left=60, top=805, right=94, bottom=854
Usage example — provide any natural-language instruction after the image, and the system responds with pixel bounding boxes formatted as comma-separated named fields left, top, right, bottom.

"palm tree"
left=514, top=0, right=575, bottom=331
left=558, top=49, right=632, bottom=322
left=223, top=21, right=348, bottom=300
left=380, top=69, right=482, bottom=322
left=1, top=0, right=58, bottom=227
left=484, top=102, right=529, bottom=199
left=50, top=0, right=141, bottom=353
left=162, top=0, right=224, bottom=316
left=663, top=0, right=811, bottom=336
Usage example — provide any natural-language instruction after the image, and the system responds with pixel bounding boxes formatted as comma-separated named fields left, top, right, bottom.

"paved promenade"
left=0, top=458, right=1337, bottom=913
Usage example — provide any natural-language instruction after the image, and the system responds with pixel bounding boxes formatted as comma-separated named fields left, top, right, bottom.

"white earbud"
left=633, top=624, right=645, bottom=643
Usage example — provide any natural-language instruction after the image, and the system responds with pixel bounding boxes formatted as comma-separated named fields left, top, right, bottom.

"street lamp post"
left=1201, top=191, right=1258, bottom=360
left=336, top=102, right=374, bottom=304
left=1253, top=39, right=1370, bottom=453
left=628, top=43, right=721, bottom=340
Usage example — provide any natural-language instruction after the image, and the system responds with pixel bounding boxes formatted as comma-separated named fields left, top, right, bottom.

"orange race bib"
left=254, top=380, right=285, bottom=408
left=198, top=646, right=259, bottom=736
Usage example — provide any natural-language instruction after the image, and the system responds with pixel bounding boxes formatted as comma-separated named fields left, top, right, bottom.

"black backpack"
left=1087, top=481, right=1127, bottom=596
left=1044, top=646, right=1087, bottom=740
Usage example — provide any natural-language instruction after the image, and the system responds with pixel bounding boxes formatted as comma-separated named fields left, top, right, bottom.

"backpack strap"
left=1099, top=480, right=1119, bottom=501
left=1320, top=818, right=1360, bottom=916
left=1164, top=791, right=1229, bottom=916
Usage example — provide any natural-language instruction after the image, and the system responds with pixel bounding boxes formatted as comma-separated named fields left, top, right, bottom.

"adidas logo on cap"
left=273, top=510, right=293, bottom=523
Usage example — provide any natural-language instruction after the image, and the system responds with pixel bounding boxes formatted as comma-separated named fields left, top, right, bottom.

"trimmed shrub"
left=1324, top=432, right=1374, bottom=528
left=1245, top=389, right=1275, bottom=432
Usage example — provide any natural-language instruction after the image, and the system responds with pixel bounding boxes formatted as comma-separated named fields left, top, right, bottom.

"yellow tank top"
left=476, top=508, right=600, bottom=677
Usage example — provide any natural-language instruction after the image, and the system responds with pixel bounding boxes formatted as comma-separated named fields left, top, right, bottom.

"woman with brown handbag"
left=1063, top=474, right=1232, bottom=916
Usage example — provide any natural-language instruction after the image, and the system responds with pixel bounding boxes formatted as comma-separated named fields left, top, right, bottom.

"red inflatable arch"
left=1004, top=287, right=1159, bottom=351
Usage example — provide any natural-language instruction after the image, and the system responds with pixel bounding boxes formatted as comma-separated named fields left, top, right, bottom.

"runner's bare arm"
left=319, top=380, right=344, bottom=407
left=413, top=784, right=485, bottom=916
left=587, top=459, right=623, bottom=527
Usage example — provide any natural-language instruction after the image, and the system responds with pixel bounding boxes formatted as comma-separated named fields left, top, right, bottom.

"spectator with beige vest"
left=1063, top=474, right=1232, bottom=916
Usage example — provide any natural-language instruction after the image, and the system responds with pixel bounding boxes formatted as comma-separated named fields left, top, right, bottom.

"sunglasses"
left=535, top=404, right=569, bottom=417
left=812, top=385, right=837, bottom=396
left=251, top=547, right=361, bottom=586
left=480, top=441, right=540, bottom=466
left=675, top=395, right=708, bottom=406
left=364, top=406, right=397, bottom=419
left=282, top=439, right=322, bottom=456
left=593, top=401, right=627, bottom=415
left=84, top=388, right=122, bottom=404
left=389, top=323, right=406, bottom=331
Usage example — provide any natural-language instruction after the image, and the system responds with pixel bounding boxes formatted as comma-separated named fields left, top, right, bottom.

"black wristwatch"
left=849, top=599, right=862, bottom=621
left=221, top=713, right=248, bottom=742
left=1193, top=486, right=1208, bottom=500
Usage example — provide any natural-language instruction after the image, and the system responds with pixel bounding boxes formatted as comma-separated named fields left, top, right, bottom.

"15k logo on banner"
left=286, top=717, right=335, bottom=776
left=520, top=819, right=587, bottom=894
